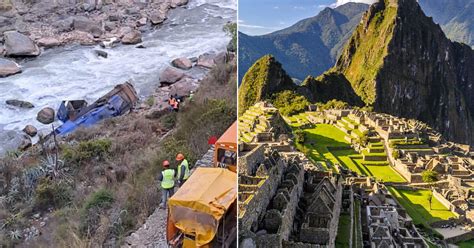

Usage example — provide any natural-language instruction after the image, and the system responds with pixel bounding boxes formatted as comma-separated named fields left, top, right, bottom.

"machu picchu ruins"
left=238, top=102, right=474, bottom=247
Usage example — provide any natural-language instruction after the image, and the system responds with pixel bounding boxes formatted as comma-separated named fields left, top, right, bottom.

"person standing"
left=157, top=160, right=175, bottom=209
left=176, top=153, right=190, bottom=186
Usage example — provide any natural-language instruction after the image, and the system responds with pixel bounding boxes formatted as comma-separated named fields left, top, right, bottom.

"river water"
left=0, top=0, right=236, bottom=154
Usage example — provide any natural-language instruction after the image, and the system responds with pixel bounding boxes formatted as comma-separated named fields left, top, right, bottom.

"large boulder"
left=18, top=136, right=32, bottom=150
left=37, top=107, right=55, bottom=124
left=5, top=99, right=34, bottom=108
left=121, top=30, right=142, bottom=44
left=22, top=125, right=37, bottom=137
left=73, top=16, right=103, bottom=38
left=169, top=77, right=198, bottom=96
left=159, top=67, right=184, bottom=86
left=3, top=31, right=40, bottom=57
left=171, top=0, right=188, bottom=8
left=196, top=53, right=216, bottom=68
left=148, top=9, right=167, bottom=25
left=171, top=57, right=192, bottom=70
left=37, top=37, right=62, bottom=48
left=0, top=58, right=21, bottom=77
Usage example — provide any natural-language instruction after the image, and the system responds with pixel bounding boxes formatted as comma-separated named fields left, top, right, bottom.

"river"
left=0, top=0, right=236, bottom=154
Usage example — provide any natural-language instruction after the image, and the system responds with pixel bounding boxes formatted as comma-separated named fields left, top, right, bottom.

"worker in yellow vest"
left=158, top=160, right=175, bottom=209
left=176, top=153, right=190, bottom=186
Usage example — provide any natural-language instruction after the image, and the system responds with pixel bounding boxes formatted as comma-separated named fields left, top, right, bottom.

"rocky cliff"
left=333, top=0, right=474, bottom=145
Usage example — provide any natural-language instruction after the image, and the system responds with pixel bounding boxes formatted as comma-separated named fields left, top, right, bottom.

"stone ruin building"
left=238, top=103, right=342, bottom=247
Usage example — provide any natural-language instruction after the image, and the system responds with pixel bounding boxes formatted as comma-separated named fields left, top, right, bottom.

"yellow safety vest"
left=161, top=169, right=175, bottom=189
left=177, top=159, right=190, bottom=180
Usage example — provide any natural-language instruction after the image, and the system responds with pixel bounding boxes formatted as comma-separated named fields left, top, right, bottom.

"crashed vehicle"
left=54, top=82, right=138, bottom=135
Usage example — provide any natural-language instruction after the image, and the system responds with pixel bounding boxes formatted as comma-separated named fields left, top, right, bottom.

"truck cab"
left=214, top=121, right=237, bottom=172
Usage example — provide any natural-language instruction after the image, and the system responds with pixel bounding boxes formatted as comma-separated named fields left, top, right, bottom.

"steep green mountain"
left=238, top=55, right=363, bottom=115
left=329, top=0, right=474, bottom=145
left=238, top=55, right=295, bottom=115
left=418, top=0, right=474, bottom=47
left=238, top=2, right=369, bottom=82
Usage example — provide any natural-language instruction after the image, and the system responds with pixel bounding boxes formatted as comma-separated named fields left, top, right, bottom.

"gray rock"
left=82, top=0, right=96, bottom=11
left=37, top=37, right=62, bottom=48
left=37, top=107, right=55, bottom=124
left=104, top=21, right=116, bottom=32
left=18, top=136, right=31, bottom=150
left=4, top=31, right=40, bottom=57
left=196, top=53, right=215, bottom=68
left=122, top=30, right=142, bottom=45
left=0, top=58, right=21, bottom=77
left=23, top=125, right=37, bottom=137
left=171, top=0, right=189, bottom=8
left=149, top=10, right=167, bottom=25
left=171, top=57, right=192, bottom=70
left=73, top=16, right=103, bottom=38
left=53, top=17, right=74, bottom=32
left=137, top=17, right=147, bottom=26
left=95, top=50, right=108, bottom=58
left=159, top=67, right=184, bottom=86
left=6, top=99, right=34, bottom=108
left=108, top=14, right=121, bottom=22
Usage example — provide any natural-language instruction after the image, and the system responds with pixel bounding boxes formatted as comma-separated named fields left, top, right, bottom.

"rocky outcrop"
left=196, top=54, right=216, bottom=68
left=171, top=58, right=192, bottom=70
left=159, top=67, right=184, bottom=86
left=331, top=0, right=474, bottom=145
left=121, top=30, right=142, bottom=44
left=5, top=99, right=34, bottom=108
left=3, top=31, right=40, bottom=57
left=0, top=58, right=21, bottom=77
left=37, top=107, right=55, bottom=124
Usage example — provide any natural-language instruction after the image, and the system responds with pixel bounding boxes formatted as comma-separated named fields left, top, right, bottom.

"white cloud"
left=333, top=0, right=377, bottom=7
left=239, top=23, right=270, bottom=29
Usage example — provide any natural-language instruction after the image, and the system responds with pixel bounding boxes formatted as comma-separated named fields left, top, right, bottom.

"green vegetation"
left=316, top=99, right=349, bottom=111
left=238, top=55, right=294, bottom=115
left=337, top=1, right=398, bottom=105
left=83, top=189, right=115, bottom=211
left=353, top=200, right=362, bottom=248
left=62, top=139, right=112, bottom=164
left=335, top=213, right=351, bottom=247
left=35, top=178, right=72, bottom=210
left=223, top=22, right=237, bottom=52
left=145, top=96, right=154, bottom=107
left=392, top=149, right=400, bottom=159
left=271, top=90, right=310, bottom=116
left=294, top=129, right=305, bottom=143
left=387, top=187, right=455, bottom=225
left=456, top=240, right=474, bottom=248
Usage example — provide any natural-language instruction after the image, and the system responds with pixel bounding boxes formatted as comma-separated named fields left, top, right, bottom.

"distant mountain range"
left=418, top=0, right=474, bottom=48
left=239, top=0, right=474, bottom=145
left=238, top=2, right=369, bottom=82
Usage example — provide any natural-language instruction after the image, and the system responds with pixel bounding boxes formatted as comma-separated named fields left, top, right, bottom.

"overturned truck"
left=53, top=82, right=138, bottom=135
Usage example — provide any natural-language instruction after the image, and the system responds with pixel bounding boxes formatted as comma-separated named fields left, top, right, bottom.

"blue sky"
left=239, top=0, right=375, bottom=35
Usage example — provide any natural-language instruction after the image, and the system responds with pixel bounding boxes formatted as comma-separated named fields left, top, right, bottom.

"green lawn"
left=387, top=187, right=456, bottom=225
left=335, top=213, right=351, bottom=248
left=353, top=200, right=362, bottom=248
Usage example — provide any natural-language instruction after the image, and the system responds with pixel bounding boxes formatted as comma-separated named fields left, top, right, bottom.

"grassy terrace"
left=387, top=187, right=456, bottom=225
left=289, top=120, right=405, bottom=182
left=335, top=213, right=351, bottom=247
left=456, top=240, right=474, bottom=248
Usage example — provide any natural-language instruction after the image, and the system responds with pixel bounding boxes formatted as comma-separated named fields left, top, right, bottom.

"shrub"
left=35, top=178, right=72, bottom=210
left=294, top=129, right=305, bottom=144
left=145, top=96, right=155, bottom=107
left=62, top=139, right=112, bottom=164
left=316, top=99, right=349, bottom=110
left=160, top=112, right=177, bottom=130
left=392, top=150, right=400, bottom=159
left=271, top=90, right=310, bottom=116
left=83, top=188, right=114, bottom=210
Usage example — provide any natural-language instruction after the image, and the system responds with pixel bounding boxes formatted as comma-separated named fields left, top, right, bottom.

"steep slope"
left=418, top=0, right=474, bottom=47
left=333, top=0, right=474, bottom=145
left=238, top=2, right=369, bottom=82
left=238, top=55, right=296, bottom=115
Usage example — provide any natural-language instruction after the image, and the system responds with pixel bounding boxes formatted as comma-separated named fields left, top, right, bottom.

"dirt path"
left=122, top=207, right=168, bottom=248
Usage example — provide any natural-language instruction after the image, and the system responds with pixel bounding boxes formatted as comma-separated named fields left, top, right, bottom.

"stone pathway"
left=122, top=207, right=168, bottom=248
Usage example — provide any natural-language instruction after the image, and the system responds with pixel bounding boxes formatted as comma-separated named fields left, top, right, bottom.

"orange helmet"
left=162, top=160, right=170, bottom=167
left=176, top=153, right=185, bottom=161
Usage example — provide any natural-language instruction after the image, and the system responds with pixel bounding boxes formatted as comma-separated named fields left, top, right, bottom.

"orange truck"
left=166, top=121, right=237, bottom=248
